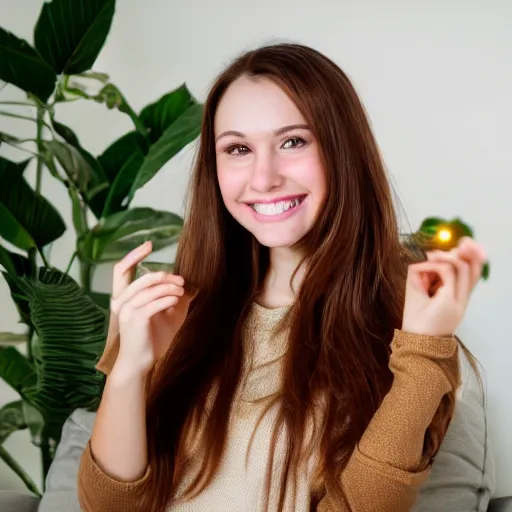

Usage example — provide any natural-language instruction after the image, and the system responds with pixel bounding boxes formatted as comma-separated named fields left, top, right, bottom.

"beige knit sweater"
left=78, top=302, right=460, bottom=512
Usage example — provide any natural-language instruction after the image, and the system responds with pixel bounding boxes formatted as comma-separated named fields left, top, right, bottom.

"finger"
left=139, top=296, right=179, bottom=319
left=408, top=265, right=437, bottom=295
left=112, top=241, right=153, bottom=299
left=457, top=237, right=487, bottom=262
left=112, top=272, right=184, bottom=313
left=456, top=238, right=486, bottom=287
left=408, top=261, right=456, bottom=297
left=125, top=283, right=183, bottom=310
left=426, top=250, right=471, bottom=302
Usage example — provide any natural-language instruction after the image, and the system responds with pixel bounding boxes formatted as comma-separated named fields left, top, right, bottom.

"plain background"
left=0, top=0, right=510, bottom=497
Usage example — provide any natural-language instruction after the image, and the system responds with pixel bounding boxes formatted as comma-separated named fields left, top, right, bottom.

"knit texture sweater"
left=77, top=302, right=460, bottom=512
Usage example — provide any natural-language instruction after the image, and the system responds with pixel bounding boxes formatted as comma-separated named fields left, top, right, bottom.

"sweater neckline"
left=251, top=302, right=290, bottom=322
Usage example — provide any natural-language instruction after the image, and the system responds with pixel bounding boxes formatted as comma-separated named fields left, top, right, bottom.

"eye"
left=281, top=137, right=306, bottom=149
left=225, top=144, right=250, bottom=156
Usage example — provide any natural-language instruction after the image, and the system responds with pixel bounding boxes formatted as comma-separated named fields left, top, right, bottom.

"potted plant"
left=0, top=0, right=202, bottom=494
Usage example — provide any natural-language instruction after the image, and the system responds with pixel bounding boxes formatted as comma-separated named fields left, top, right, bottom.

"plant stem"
left=0, top=140, right=40, bottom=157
left=80, top=261, right=93, bottom=292
left=35, top=106, right=45, bottom=194
left=37, top=248, right=51, bottom=268
left=0, top=101, right=38, bottom=107
left=25, top=106, right=49, bottom=364
left=0, top=445, right=41, bottom=497
left=40, top=429, right=52, bottom=491
left=0, top=110, right=53, bottom=131
left=65, top=252, right=78, bottom=275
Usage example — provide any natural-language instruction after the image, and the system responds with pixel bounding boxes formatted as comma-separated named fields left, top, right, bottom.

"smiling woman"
left=212, top=77, right=328, bottom=309
left=215, top=77, right=325, bottom=250
left=76, top=43, right=486, bottom=512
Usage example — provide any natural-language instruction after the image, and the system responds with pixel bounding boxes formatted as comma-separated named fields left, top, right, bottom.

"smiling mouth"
left=249, top=195, right=306, bottom=216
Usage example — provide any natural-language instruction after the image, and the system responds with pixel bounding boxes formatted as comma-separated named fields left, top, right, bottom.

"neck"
left=259, top=247, right=305, bottom=308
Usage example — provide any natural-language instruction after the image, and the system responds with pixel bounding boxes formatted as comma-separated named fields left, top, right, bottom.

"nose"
left=249, top=150, right=283, bottom=193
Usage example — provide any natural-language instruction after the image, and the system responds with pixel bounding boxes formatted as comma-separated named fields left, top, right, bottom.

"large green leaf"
left=79, top=207, right=183, bottom=263
left=13, top=268, right=107, bottom=442
left=34, top=0, right=116, bottom=75
left=0, top=347, right=37, bottom=396
left=97, top=131, right=148, bottom=216
left=0, top=400, right=40, bottom=449
left=128, top=103, right=203, bottom=200
left=68, top=187, right=88, bottom=237
left=0, top=244, right=36, bottom=326
left=0, top=157, right=66, bottom=250
left=0, top=401, right=27, bottom=445
left=0, top=27, right=56, bottom=102
left=140, top=84, right=196, bottom=143
left=1, top=272, right=31, bottom=326
left=43, top=140, right=109, bottom=218
left=97, top=131, right=148, bottom=183
left=102, top=151, right=144, bottom=216
left=0, top=245, right=34, bottom=277
left=51, top=119, right=80, bottom=147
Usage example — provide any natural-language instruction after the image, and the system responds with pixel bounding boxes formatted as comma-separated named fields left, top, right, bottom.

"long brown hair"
left=140, top=43, right=458, bottom=511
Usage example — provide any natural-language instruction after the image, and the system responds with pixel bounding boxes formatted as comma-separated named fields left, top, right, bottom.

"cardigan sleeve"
left=317, top=330, right=460, bottom=512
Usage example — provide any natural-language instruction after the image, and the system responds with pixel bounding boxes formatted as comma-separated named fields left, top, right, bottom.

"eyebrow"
left=215, top=124, right=310, bottom=142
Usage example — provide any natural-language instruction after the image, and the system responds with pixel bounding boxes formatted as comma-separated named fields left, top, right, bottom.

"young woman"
left=77, top=43, right=486, bottom=512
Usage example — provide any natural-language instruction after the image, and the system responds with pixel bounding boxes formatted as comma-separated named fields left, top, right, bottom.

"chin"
left=252, top=230, right=305, bottom=249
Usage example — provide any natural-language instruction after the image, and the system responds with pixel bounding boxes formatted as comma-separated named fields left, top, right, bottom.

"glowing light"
left=437, top=228, right=452, bottom=243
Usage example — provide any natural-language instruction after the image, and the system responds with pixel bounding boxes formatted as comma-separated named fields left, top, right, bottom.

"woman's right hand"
left=108, top=241, right=193, bottom=378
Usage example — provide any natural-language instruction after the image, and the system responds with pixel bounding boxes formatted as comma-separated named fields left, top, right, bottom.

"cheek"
left=283, top=154, right=326, bottom=198
left=216, top=165, right=245, bottom=205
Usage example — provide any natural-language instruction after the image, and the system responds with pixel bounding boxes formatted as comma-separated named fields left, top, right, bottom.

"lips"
left=247, top=195, right=306, bottom=216
left=251, top=197, right=302, bottom=216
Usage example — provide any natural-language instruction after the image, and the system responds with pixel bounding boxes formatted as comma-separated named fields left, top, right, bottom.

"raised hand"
left=402, top=237, right=487, bottom=337
left=108, top=241, right=194, bottom=377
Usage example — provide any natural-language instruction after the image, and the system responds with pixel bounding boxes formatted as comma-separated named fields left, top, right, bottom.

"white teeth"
left=252, top=198, right=302, bottom=216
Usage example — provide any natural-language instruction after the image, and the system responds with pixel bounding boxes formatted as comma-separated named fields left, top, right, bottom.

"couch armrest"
left=489, top=497, right=512, bottom=512
left=0, top=491, right=40, bottom=512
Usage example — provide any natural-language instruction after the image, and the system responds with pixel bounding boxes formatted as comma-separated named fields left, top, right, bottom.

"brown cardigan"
left=77, top=329, right=460, bottom=512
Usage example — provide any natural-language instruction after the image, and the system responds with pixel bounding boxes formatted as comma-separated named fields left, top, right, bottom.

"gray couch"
left=0, top=492, right=511, bottom=512
left=1, top=357, right=511, bottom=511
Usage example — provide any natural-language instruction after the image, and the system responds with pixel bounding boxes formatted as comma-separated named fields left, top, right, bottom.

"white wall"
left=1, top=0, right=511, bottom=496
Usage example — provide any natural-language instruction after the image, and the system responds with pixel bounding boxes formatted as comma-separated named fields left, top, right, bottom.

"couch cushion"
left=38, top=409, right=96, bottom=512
left=412, top=350, right=495, bottom=511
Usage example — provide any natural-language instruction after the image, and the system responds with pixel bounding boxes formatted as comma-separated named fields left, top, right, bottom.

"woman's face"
left=214, top=76, right=327, bottom=249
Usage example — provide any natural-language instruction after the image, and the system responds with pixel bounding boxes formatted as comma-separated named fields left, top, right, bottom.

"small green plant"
left=404, top=217, right=490, bottom=279
left=0, top=0, right=202, bottom=494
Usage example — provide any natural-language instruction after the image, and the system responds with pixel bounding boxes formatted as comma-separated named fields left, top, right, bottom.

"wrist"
left=109, top=360, right=148, bottom=387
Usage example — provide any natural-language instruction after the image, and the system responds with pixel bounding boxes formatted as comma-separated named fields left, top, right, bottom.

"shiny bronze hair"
left=140, top=43, right=461, bottom=511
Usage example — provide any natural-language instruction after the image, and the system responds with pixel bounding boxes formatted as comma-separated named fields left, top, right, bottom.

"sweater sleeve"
left=317, top=329, right=460, bottom=512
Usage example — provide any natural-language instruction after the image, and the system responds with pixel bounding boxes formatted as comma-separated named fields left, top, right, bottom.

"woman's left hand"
left=402, top=237, right=487, bottom=337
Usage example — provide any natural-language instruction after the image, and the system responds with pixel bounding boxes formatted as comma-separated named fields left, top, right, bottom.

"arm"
left=77, top=338, right=151, bottom=511
left=77, top=243, right=187, bottom=512
left=317, top=329, right=460, bottom=512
